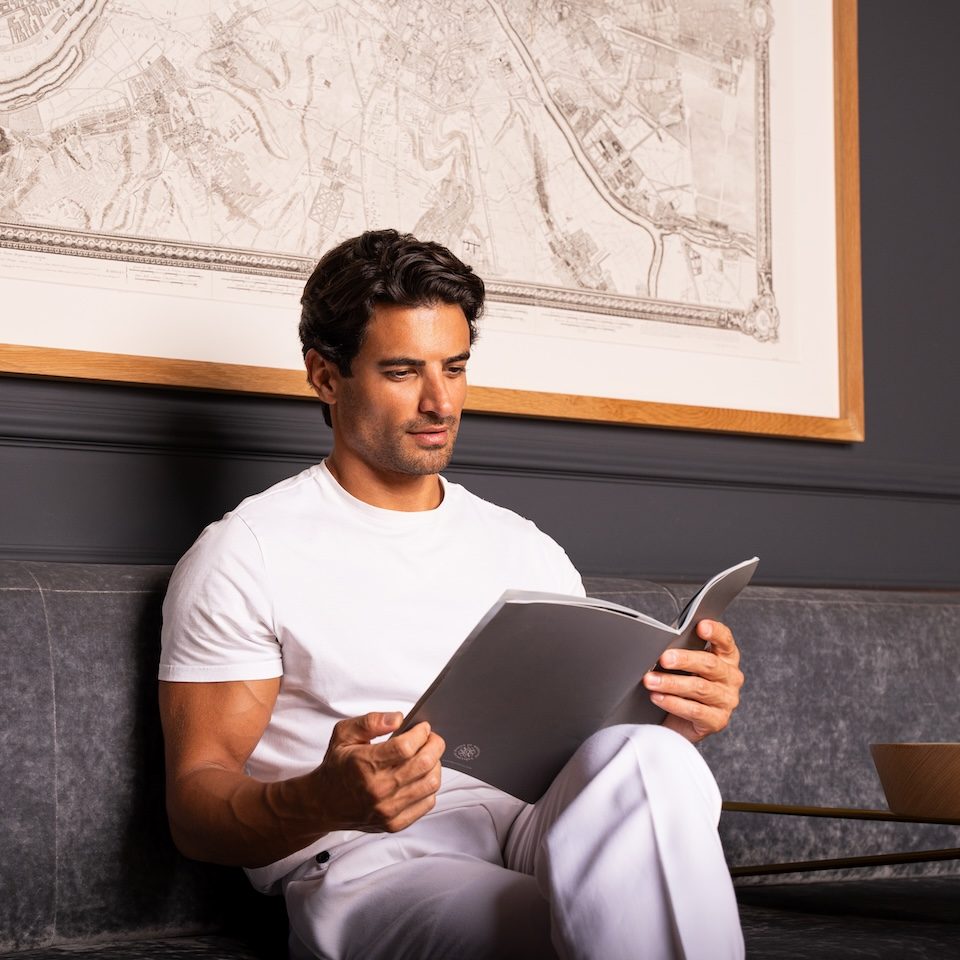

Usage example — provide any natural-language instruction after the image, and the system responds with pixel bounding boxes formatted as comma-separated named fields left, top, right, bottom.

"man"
left=159, top=229, right=745, bottom=959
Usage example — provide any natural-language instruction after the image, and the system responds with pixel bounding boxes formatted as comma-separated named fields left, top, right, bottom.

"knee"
left=582, top=723, right=721, bottom=813
left=571, top=723, right=696, bottom=783
left=584, top=721, right=695, bottom=762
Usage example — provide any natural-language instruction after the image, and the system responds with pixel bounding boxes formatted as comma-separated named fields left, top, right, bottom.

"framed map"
left=0, top=0, right=862, bottom=440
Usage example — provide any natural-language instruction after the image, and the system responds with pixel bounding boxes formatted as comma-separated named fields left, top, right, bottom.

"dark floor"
left=737, top=876, right=960, bottom=959
left=7, top=876, right=959, bottom=958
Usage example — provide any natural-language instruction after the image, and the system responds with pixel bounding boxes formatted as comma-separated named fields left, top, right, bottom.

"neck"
left=324, top=454, right=443, bottom=512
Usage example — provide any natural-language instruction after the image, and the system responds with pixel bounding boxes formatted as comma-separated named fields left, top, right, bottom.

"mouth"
left=409, top=427, right=450, bottom=447
left=408, top=422, right=455, bottom=447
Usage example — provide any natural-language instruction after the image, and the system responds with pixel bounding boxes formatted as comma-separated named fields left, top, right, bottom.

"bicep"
left=159, top=678, right=280, bottom=783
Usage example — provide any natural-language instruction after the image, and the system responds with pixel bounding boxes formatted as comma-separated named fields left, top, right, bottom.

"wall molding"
left=0, top=542, right=174, bottom=565
left=3, top=379, right=959, bottom=502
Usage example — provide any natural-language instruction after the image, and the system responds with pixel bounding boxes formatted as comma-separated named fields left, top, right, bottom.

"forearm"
left=162, top=700, right=443, bottom=867
left=167, top=765, right=331, bottom=868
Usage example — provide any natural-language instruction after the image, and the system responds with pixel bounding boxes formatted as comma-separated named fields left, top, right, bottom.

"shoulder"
left=229, top=464, right=324, bottom=525
left=167, top=465, right=323, bottom=593
left=443, top=479, right=584, bottom=594
left=183, top=465, right=330, bottom=555
left=446, top=479, right=546, bottom=537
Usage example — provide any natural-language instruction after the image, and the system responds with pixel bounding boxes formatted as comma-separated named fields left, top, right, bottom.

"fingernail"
left=700, top=621, right=713, bottom=639
left=652, top=693, right=665, bottom=704
left=661, top=650, right=678, bottom=667
left=645, top=672, right=661, bottom=688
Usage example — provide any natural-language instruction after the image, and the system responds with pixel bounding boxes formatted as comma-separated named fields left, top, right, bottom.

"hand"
left=642, top=620, right=744, bottom=744
left=311, top=712, right=446, bottom=833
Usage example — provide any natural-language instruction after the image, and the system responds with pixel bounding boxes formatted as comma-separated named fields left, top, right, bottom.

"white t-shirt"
left=160, top=461, right=584, bottom=887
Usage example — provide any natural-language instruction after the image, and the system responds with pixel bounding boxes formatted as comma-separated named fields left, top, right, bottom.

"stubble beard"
left=384, top=415, right=460, bottom=475
left=349, top=413, right=461, bottom=478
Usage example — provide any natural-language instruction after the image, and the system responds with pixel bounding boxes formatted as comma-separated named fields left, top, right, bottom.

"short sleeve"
left=562, top=560, right=586, bottom=598
left=159, top=513, right=283, bottom=682
left=552, top=542, right=586, bottom=597
left=524, top=515, right=586, bottom=597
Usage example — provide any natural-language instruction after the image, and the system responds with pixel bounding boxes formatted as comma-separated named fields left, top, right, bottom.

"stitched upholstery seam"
left=26, top=567, right=59, bottom=944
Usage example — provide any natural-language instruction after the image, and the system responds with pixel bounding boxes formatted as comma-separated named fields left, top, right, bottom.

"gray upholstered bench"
left=1, top=562, right=285, bottom=958
left=3, top=561, right=959, bottom=957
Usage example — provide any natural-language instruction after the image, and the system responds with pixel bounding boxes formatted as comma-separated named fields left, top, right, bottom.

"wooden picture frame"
left=0, top=0, right=862, bottom=441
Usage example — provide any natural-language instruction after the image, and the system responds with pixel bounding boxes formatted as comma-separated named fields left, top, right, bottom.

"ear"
left=305, top=349, right=340, bottom=405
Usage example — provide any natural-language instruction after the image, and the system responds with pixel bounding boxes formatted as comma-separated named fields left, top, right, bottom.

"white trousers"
left=283, top=724, right=744, bottom=960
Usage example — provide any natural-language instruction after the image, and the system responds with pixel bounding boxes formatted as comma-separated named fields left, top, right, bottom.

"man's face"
left=327, top=301, right=472, bottom=479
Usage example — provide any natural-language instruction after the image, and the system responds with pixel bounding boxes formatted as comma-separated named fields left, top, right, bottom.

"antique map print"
left=0, top=0, right=779, bottom=346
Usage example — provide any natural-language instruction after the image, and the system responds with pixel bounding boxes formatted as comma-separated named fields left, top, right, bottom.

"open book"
left=396, top=557, right=759, bottom=803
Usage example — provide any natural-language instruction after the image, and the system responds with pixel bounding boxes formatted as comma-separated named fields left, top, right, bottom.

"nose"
left=419, top=368, right=454, bottom=418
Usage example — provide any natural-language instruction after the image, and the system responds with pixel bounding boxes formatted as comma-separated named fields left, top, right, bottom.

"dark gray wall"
left=2, top=1, right=958, bottom=588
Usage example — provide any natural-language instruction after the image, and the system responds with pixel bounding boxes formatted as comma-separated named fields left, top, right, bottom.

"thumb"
left=333, top=711, right=403, bottom=745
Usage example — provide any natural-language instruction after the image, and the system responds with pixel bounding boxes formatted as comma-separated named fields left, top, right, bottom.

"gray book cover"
left=397, top=557, right=759, bottom=803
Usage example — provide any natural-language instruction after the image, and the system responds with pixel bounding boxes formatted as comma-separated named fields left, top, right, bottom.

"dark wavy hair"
left=300, top=229, right=485, bottom=425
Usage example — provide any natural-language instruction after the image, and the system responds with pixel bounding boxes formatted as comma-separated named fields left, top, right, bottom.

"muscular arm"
left=159, top=679, right=445, bottom=868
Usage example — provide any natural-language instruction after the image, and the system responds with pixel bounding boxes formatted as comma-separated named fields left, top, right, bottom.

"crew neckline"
left=313, top=460, right=452, bottom=524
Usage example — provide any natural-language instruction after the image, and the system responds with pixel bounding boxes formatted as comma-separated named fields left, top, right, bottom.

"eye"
left=446, top=365, right=467, bottom=377
left=384, top=369, right=414, bottom=381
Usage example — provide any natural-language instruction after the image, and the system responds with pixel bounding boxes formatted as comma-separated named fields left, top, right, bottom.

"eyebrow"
left=377, top=351, right=471, bottom=368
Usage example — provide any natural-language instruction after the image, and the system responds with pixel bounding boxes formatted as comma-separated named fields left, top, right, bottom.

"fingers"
left=653, top=621, right=739, bottom=676
left=332, top=711, right=403, bottom=745
left=331, top=717, right=443, bottom=784
left=370, top=729, right=446, bottom=782
left=646, top=621, right=744, bottom=743
left=341, top=733, right=445, bottom=833
left=644, top=666, right=743, bottom=710
left=377, top=788, right=441, bottom=834
left=643, top=621, right=744, bottom=741
left=660, top=647, right=734, bottom=680
left=369, top=750, right=445, bottom=832
left=696, top=619, right=738, bottom=660
left=316, top=718, right=446, bottom=834
left=658, top=695, right=734, bottom=738
left=374, top=721, right=438, bottom=763
left=649, top=664, right=742, bottom=736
